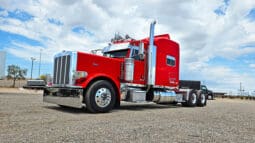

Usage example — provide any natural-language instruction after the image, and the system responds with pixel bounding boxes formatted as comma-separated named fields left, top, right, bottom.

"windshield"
left=103, top=49, right=128, bottom=58
left=201, top=86, right=207, bottom=90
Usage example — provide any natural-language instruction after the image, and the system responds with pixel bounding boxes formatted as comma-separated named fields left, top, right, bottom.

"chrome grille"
left=53, top=52, right=73, bottom=85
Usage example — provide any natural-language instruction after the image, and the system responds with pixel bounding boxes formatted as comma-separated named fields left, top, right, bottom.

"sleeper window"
left=166, top=55, right=175, bottom=66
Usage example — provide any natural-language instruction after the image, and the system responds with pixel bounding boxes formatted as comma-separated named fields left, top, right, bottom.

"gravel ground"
left=0, top=88, right=255, bottom=143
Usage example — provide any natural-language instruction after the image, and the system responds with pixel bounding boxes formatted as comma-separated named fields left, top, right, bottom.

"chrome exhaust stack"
left=147, top=20, right=157, bottom=86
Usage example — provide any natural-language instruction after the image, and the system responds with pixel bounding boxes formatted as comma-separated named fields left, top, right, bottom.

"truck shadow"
left=44, top=103, right=182, bottom=114
left=44, top=106, right=86, bottom=114
left=116, top=103, right=181, bottom=111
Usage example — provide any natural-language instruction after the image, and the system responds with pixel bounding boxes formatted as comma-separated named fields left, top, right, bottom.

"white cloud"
left=250, top=64, right=255, bottom=68
left=201, top=66, right=254, bottom=93
left=0, top=0, right=255, bottom=92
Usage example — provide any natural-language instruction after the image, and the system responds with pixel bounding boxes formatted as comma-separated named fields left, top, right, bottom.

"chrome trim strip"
left=71, top=52, right=77, bottom=84
left=49, top=85, right=82, bottom=88
left=121, top=83, right=177, bottom=90
left=121, top=83, right=177, bottom=89
left=153, top=85, right=178, bottom=90
left=123, top=83, right=146, bottom=88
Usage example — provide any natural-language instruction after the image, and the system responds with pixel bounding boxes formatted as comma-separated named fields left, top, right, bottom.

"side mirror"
left=138, top=42, right=145, bottom=60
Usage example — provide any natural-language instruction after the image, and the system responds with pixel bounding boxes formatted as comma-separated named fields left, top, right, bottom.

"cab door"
left=130, top=48, right=145, bottom=85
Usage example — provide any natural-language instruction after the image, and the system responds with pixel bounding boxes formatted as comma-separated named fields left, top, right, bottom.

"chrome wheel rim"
left=191, top=93, right=197, bottom=104
left=95, top=88, right=111, bottom=108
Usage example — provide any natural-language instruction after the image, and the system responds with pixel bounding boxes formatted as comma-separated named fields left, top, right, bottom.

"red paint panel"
left=76, top=52, right=123, bottom=88
left=132, top=60, right=146, bottom=84
left=128, top=34, right=180, bottom=87
left=155, top=39, right=179, bottom=87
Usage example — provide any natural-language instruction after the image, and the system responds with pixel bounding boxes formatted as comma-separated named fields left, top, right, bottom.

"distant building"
left=214, top=92, right=227, bottom=97
left=0, top=51, right=6, bottom=79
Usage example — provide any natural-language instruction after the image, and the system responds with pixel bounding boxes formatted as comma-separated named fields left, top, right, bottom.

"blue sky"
left=0, top=0, right=255, bottom=94
left=0, top=9, right=46, bottom=78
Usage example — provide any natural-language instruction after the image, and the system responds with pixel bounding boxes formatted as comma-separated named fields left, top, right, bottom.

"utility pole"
left=239, top=82, right=245, bottom=96
left=31, top=57, right=36, bottom=79
left=239, top=82, right=241, bottom=96
left=38, top=49, right=42, bottom=77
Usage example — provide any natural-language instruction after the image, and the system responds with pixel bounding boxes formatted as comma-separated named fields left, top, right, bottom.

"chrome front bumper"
left=43, top=87, right=84, bottom=108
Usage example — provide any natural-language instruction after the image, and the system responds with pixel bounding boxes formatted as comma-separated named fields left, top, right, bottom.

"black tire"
left=207, top=94, right=214, bottom=100
left=171, top=101, right=178, bottom=105
left=181, top=102, right=188, bottom=107
left=85, top=80, right=116, bottom=113
left=197, top=90, right=207, bottom=107
left=186, top=90, right=198, bottom=107
left=114, top=100, right=121, bottom=109
left=210, top=94, right=214, bottom=100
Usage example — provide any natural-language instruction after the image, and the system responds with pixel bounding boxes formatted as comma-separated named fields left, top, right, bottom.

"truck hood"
left=75, top=51, right=123, bottom=87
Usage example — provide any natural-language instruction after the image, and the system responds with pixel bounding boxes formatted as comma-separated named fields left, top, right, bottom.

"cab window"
left=166, top=55, right=175, bottom=66
left=131, top=49, right=140, bottom=60
left=201, top=86, right=207, bottom=90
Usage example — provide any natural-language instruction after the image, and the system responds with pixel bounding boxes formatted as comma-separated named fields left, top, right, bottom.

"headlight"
left=73, top=71, right=88, bottom=80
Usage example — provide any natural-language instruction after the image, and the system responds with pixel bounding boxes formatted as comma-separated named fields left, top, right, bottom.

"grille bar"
left=53, top=58, right=58, bottom=84
left=65, top=55, right=70, bottom=84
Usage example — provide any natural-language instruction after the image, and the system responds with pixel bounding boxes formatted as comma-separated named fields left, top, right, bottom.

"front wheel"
left=85, top=80, right=116, bottom=113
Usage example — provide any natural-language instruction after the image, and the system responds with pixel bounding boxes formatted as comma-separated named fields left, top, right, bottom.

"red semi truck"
left=43, top=21, right=207, bottom=113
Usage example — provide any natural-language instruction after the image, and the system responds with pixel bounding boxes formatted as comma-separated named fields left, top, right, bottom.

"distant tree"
left=40, top=74, right=47, bottom=82
left=7, top=65, right=27, bottom=87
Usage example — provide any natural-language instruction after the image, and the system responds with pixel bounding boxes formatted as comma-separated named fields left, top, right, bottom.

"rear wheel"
left=85, top=80, right=116, bottom=113
left=197, top=91, right=207, bottom=107
left=186, top=90, right=198, bottom=107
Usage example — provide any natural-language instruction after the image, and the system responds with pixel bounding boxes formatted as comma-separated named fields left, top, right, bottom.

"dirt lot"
left=0, top=88, right=254, bottom=143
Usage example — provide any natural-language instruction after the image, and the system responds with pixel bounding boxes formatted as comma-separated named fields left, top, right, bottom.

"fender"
left=78, top=73, right=121, bottom=101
